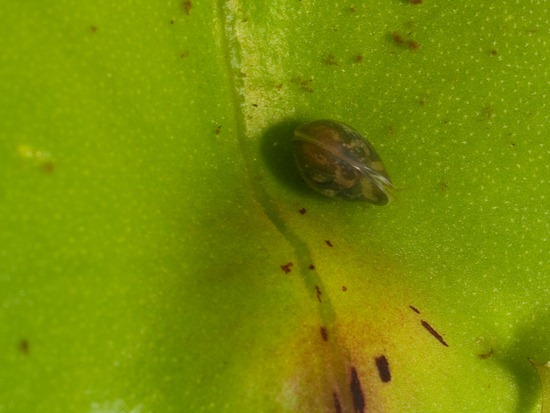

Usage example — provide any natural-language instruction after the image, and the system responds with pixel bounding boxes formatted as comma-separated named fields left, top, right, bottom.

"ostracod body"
left=292, top=120, right=392, bottom=205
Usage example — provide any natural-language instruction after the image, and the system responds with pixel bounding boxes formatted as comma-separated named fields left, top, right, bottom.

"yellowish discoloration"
left=17, top=144, right=54, bottom=172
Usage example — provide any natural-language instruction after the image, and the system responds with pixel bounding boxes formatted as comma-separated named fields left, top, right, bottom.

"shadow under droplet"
left=260, top=118, right=311, bottom=196
left=494, top=307, right=550, bottom=413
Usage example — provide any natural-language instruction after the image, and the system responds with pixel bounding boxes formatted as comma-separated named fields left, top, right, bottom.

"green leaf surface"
left=1, top=1, right=549, bottom=412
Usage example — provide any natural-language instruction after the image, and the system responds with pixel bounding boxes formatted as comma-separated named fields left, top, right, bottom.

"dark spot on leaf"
left=19, top=339, right=29, bottom=355
left=325, top=54, right=338, bottom=66
left=182, top=0, right=192, bottom=15
left=170, top=19, right=175, bottom=25
left=421, top=320, right=449, bottom=347
left=407, top=40, right=420, bottom=50
left=490, top=49, right=498, bottom=56
left=299, top=208, right=307, bottom=215
left=320, top=327, right=328, bottom=341
left=215, top=126, right=222, bottom=135
left=350, top=367, right=365, bottom=413
left=333, top=392, right=342, bottom=413
left=355, top=54, right=364, bottom=63
left=251, top=103, right=258, bottom=107
left=375, top=355, right=391, bottom=382
left=478, top=348, right=494, bottom=360
left=308, top=264, right=315, bottom=270
left=180, top=51, right=190, bottom=58
left=391, top=31, right=420, bottom=50
left=89, top=25, right=98, bottom=33
left=409, top=305, right=420, bottom=314
left=42, top=161, right=55, bottom=173
left=325, top=240, right=333, bottom=247
left=315, top=285, right=322, bottom=302
left=342, top=286, right=347, bottom=292
left=280, top=262, right=294, bottom=274
left=391, top=31, right=405, bottom=46
left=297, top=78, right=314, bottom=93
left=438, top=181, right=448, bottom=192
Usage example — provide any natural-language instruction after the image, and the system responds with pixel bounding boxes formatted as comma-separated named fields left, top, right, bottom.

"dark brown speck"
left=280, top=262, right=294, bottom=274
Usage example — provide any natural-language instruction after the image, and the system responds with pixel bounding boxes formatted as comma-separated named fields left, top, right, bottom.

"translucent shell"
left=292, top=120, right=392, bottom=205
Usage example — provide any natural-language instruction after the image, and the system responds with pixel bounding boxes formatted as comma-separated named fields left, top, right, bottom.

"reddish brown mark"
left=407, top=40, right=420, bottom=50
left=421, top=320, right=449, bottom=347
left=182, top=0, right=192, bottom=15
left=325, top=240, right=334, bottom=247
left=391, top=31, right=420, bottom=50
left=299, top=208, right=307, bottom=215
left=19, top=339, right=29, bottom=355
left=320, top=327, right=328, bottom=341
left=479, top=349, right=494, bottom=360
left=315, top=285, right=322, bottom=302
left=392, top=31, right=405, bottom=45
left=280, top=262, right=294, bottom=274
left=42, top=162, right=55, bottom=173
left=333, top=392, right=342, bottom=413
left=375, top=355, right=391, bottom=382
left=409, top=305, right=420, bottom=314
left=350, top=367, right=366, bottom=413
left=326, top=54, right=338, bottom=66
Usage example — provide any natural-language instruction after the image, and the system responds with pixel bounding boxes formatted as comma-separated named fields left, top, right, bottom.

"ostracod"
left=292, top=120, right=392, bottom=205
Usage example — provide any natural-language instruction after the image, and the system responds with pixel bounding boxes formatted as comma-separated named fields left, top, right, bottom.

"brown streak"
left=421, top=320, right=449, bottom=347
left=333, top=392, right=342, bottom=413
left=315, top=285, right=322, bottom=302
left=350, top=367, right=365, bottom=413
left=409, top=305, right=420, bottom=314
